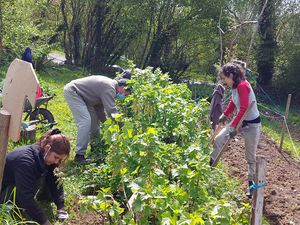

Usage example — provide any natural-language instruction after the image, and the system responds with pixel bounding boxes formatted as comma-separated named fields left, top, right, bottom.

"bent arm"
left=47, top=166, right=65, bottom=210
left=15, top=164, right=48, bottom=224
left=223, top=98, right=236, bottom=117
left=101, top=89, right=118, bottom=118
left=230, top=84, right=250, bottom=127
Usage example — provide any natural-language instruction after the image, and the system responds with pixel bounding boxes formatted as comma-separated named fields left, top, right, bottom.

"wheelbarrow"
left=23, top=95, right=57, bottom=129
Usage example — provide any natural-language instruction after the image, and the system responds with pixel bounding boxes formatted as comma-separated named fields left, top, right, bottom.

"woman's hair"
left=219, top=62, right=246, bottom=88
left=38, top=128, right=71, bottom=157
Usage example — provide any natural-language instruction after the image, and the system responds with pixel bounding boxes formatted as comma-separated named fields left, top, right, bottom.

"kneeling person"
left=0, top=129, right=70, bottom=225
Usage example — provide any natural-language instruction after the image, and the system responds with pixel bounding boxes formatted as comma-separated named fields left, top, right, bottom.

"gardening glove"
left=218, top=114, right=227, bottom=124
left=57, top=209, right=69, bottom=222
left=229, top=126, right=237, bottom=138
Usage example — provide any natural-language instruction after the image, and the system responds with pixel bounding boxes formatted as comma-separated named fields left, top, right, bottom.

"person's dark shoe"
left=74, top=154, right=86, bottom=164
left=209, top=158, right=215, bottom=167
left=246, top=181, right=254, bottom=198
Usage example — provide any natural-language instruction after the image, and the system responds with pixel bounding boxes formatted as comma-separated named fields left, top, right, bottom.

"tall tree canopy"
left=257, top=0, right=277, bottom=87
left=0, top=0, right=57, bottom=68
left=59, top=0, right=227, bottom=79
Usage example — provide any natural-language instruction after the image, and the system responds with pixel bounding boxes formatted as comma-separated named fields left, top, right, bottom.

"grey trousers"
left=211, top=123, right=261, bottom=181
left=64, top=83, right=100, bottom=156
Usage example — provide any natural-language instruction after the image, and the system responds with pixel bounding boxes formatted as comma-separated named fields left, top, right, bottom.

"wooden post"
left=279, top=94, right=292, bottom=150
left=20, top=125, right=37, bottom=144
left=251, top=156, right=267, bottom=225
left=0, top=110, right=11, bottom=193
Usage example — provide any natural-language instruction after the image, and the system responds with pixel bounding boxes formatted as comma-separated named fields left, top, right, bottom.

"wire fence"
left=188, top=73, right=299, bottom=160
left=257, top=102, right=299, bottom=155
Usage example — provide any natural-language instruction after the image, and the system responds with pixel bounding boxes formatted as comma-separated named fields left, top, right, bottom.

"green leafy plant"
left=0, top=188, right=37, bottom=224
left=78, top=67, right=251, bottom=224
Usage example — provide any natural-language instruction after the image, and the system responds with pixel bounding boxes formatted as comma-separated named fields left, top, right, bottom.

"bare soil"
left=66, top=212, right=106, bottom=225
left=222, top=133, right=300, bottom=225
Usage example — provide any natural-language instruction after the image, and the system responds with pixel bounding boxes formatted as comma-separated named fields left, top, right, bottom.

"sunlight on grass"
left=38, top=66, right=89, bottom=157
left=262, top=118, right=300, bottom=159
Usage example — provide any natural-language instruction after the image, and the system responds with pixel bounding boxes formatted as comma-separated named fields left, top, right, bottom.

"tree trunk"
left=61, top=0, right=72, bottom=63
left=73, top=23, right=81, bottom=65
left=0, top=0, right=3, bottom=64
left=257, top=0, right=277, bottom=87
left=92, top=0, right=106, bottom=72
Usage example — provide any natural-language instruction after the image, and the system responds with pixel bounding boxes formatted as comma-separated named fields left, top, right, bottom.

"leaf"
left=101, top=187, right=111, bottom=194
left=121, top=167, right=127, bottom=175
left=154, top=168, right=165, bottom=176
left=129, top=182, right=140, bottom=191
left=147, top=127, right=158, bottom=135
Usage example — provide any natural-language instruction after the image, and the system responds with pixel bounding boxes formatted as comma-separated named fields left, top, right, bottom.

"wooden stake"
left=279, top=94, right=292, bottom=150
left=0, top=110, right=11, bottom=193
left=251, top=156, right=267, bottom=225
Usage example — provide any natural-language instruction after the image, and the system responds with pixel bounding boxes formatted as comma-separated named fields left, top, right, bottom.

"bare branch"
left=227, top=20, right=257, bottom=32
left=246, top=0, right=269, bottom=59
left=225, top=5, right=241, bottom=23
left=218, top=8, right=223, bottom=65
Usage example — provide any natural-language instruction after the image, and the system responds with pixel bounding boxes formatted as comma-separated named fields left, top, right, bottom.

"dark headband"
left=50, top=128, right=62, bottom=135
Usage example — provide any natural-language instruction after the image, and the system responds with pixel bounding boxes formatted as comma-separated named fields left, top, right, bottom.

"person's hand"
left=57, top=209, right=69, bottom=221
left=218, top=114, right=227, bottom=124
left=42, top=220, right=52, bottom=225
left=229, top=126, right=237, bottom=138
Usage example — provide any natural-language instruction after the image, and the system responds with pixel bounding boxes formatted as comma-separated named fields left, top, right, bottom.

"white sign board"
left=2, top=59, right=39, bottom=141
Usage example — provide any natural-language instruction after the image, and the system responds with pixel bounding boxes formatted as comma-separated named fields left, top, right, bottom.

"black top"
left=0, top=144, right=65, bottom=224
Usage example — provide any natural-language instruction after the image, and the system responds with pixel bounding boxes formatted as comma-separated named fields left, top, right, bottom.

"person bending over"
left=64, top=73, right=131, bottom=164
left=210, top=62, right=261, bottom=198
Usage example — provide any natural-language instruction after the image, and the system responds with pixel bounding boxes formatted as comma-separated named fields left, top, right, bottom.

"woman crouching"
left=0, top=128, right=70, bottom=225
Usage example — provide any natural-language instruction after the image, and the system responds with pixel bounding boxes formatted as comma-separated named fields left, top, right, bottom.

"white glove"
left=57, top=209, right=69, bottom=221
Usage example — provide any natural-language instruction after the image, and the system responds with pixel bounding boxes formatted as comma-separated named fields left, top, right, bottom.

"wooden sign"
left=2, top=59, right=39, bottom=141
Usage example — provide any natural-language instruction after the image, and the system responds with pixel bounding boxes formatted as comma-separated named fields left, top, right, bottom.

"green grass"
left=262, top=117, right=300, bottom=158
left=38, top=66, right=88, bottom=154
left=258, top=100, right=300, bottom=159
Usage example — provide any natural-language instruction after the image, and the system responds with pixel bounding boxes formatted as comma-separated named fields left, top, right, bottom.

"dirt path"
left=222, top=133, right=300, bottom=225
left=47, top=53, right=66, bottom=64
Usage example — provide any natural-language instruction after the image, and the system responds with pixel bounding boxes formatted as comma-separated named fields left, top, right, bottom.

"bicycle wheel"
left=29, top=108, right=55, bottom=128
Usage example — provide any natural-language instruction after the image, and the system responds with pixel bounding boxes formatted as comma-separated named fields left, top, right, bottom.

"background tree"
left=60, top=0, right=140, bottom=74
left=126, top=0, right=227, bottom=82
left=0, top=0, right=57, bottom=69
left=272, top=0, right=300, bottom=101
left=257, top=0, right=277, bottom=87
left=1, top=0, right=299, bottom=91
left=0, top=0, right=3, bottom=64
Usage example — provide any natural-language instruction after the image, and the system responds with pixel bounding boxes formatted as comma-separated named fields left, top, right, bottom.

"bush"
left=273, top=51, right=300, bottom=104
left=78, top=67, right=250, bottom=224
